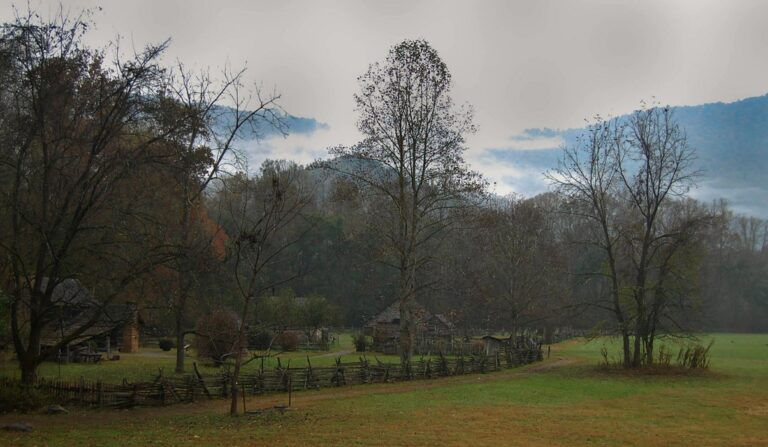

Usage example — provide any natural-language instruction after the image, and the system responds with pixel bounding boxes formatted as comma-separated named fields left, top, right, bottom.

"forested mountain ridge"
left=500, top=94, right=768, bottom=217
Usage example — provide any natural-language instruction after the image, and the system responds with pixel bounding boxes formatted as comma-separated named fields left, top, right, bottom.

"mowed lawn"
left=1, top=334, right=767, bottom=447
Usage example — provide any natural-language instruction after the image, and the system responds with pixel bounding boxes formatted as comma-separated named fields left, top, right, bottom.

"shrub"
left=249, top=330, right=274, bottom=350
left=194, top=309, right=241, bottom=366
left=158, top=339, right=175, bottom=351
left=677, top=340, right=714, bottom=369
left=276, top=331, right=300, bottom=351
left=353, top=333, right=369, bottom=352
left=0, top=384, right=53, bottom=413
left=657, top=344, right=672, bottom=367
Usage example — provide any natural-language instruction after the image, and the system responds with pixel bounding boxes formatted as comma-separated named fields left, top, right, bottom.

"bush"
left=677, top=340, right=713, bottom=369
left=353, top=333, right=369, bottom=352
left=249, top=330, right=274, bottom=350
left=158, top=339, right=175, bottom=351
left=276, top=331, right=300, bottom=351
left=0, top=384, right=53, bottom=413
left=194, top=309, right=241, bottom=366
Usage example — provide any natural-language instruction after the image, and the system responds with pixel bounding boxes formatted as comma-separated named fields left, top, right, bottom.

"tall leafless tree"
left=216, top=161, right=313, bottom=415
left=550, top=105, right=707, bottom=368
left=329, top=39, right=485, bottom=367
left=161, top=64, right=285, bottom=374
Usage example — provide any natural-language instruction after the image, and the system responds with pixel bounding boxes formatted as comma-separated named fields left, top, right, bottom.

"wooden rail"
left=1, top=346, right=543, bottom=409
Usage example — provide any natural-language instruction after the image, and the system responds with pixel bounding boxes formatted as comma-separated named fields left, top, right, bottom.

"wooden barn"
left=39, top=278, right=140, bottom=361
left=364, top=301, right=454, bottom=354
left=482, top=335, right=506, bottom=356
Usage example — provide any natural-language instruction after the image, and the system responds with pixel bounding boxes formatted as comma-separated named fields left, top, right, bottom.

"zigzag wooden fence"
left=2, top=346, right=542, bottom=409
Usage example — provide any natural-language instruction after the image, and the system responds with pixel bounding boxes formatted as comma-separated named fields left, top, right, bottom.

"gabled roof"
left=39, top=278, right=95, bottom=306
left=365, top=300, right=432, bottom=327
left=41, top=303, right=135, bottom=346
left=39, top=279, right=136, bottom=347
left=482, top=335, right=506, bottom=343
left=430, top=313, right=454, bottom=329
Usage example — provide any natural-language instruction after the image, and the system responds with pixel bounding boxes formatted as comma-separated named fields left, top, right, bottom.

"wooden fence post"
left=132, top=384, right=139, bottom=407
left=288, top=374, right=292, bottom=407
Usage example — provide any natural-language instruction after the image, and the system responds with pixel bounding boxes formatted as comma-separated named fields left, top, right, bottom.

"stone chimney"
left=121, top=302, right=139, bottom=353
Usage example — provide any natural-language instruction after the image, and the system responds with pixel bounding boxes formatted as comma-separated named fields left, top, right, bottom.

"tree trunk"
left=19, top=353, right=39, bottom=385
left=175, top=313, right=186, bottom=374
left=18, top=312, right=43, bottom=384
left=399, top=297, right=414, bottom=371
left=230, top=293, right=253, bottom=416
left=621, top=331, right=631, bottom=368
left=632, top=334, right=642, bottom=368
left=644, top=334, right=655, bottom=366
left=543, top=323, right=553, bottom=345
left=398, top=248, right=417, bottom=368
left=509, top=317, right=518, bottom=345
left=229, top=383, right=240, bottom=415
left=175, top=171, right=192, bottom=374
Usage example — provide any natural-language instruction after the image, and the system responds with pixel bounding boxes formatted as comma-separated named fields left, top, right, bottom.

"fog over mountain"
left=238, top=94, right=767, bottom=218
left=483, top=94, right=768, bottom=217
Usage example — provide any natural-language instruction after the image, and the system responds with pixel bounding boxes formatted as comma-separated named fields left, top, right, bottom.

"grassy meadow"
left=0, top=332, right=401, bottom=383
left=1, top=333, right=767, bottom=446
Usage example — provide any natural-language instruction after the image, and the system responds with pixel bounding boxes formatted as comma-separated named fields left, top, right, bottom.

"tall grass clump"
left=677, top=340, right=714, bottom=369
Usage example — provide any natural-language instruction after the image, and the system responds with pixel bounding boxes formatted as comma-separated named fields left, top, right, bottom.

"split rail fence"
left=2, top=345, right=542, bottom=409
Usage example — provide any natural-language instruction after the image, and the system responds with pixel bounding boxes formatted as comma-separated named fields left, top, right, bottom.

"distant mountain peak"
left=494, top=93, right=768, bottom=217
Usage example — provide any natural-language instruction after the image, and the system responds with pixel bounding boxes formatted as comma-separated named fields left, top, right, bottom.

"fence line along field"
left=1, top=333, right=766, bottom=447
left=0, top=345, right=543, bottom=409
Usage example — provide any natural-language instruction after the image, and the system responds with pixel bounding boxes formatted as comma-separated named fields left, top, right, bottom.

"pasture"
left=1, top=333, right=767, bottom=446
left=0, top=332, right=394, bottom=383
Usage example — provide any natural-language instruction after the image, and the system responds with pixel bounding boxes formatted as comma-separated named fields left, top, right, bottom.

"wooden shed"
left=482, top=336, right=507, bottom=356
left=39, top=278, right=140, bottom=358
left=364, top=301, right=454, bottom=353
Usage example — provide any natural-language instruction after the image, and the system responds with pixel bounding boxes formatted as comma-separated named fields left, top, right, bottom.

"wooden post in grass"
left=242, top=384, right=247, bottom=413
left=305, top=356, right=313, bottom=389
left=288, top=374, right=292, bottom=407
left=188, top=375, right=196, bottom=402
left=193, top=362, right=212, bottom=399
left=132, top=384, right=138, bottom=407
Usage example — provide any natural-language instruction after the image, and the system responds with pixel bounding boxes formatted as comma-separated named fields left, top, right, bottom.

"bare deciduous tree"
left=550, top=105, right=708, bottom=368
left=329, top=39, right=485, bottom=367
left=161, top=64, right=285, bottom=373
left=0, top=10, right=178, bottom=383
left=216, top=161, right=312, bottom=415
left=475, top=196, right=563, bottom=339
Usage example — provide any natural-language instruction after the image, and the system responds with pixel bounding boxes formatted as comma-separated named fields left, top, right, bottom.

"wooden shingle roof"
left=365, top=300, right=433, bottom=327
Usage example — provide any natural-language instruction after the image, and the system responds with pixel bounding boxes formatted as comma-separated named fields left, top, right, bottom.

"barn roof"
left=41, top=303, right=135, bottom=346
left=39, top=279, right=136, bottom=347
left=482, top=335, right=506, bottom=343
left=430, top=313, right=454, bottom=329
left=39, top=278, right=95, bottom=306
left=365, top=300, right=435, bottom=327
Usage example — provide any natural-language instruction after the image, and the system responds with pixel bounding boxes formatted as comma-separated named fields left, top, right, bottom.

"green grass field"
left=0, top=332, right=403, bottom=383
left=1, top=333, right=767, bottom=446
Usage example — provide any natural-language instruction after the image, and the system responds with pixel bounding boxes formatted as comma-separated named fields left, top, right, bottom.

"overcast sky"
left=4, top=0, right=768, bottom=197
